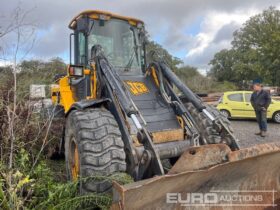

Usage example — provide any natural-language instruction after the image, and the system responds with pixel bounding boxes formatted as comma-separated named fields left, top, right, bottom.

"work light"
left=68, top=65, right=84, bottom=77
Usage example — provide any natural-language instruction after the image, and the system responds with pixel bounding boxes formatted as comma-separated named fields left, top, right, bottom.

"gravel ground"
left=230, top=119, right=280, bottom=148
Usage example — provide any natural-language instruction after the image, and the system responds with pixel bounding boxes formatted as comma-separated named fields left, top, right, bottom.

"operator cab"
left=69, top=10, right=146, bottom=75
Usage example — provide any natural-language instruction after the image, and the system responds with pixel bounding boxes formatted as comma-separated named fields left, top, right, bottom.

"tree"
left=176, top=66, right=208, bottom=92
left=210, top=7, right=280, bottom=86
left=175, top=65, right=199, bottom=77
left=146, top=40, right=183, bottom=70
left=208, top=49, right=238, bottom=82
left=0, top=5, right=38, bottom=172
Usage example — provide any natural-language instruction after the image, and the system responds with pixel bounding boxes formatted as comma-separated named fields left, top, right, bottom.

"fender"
left=66, top=98, right=111, bottom=116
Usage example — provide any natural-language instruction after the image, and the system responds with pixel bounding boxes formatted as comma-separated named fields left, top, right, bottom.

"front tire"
left=184, top=103, right=233, bottom=144
left=273, top=111, right=280, bottom=123
left=65, top=108, right=126, bottom=193
left=220, top=109, right=230, bottom=119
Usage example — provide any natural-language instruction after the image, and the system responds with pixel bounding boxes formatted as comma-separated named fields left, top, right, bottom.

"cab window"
left=87, top=19, right=143, bottom=73
left=88, top=33, right=113, bottom=60
left=228, top=93, right=243, bottom=102
left=78, top=32, right=86, bottom=65
left=244, top=93, right=252, bottom=102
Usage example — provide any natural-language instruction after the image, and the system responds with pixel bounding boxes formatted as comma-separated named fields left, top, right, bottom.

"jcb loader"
left=51, top=10, right=280, bottom=209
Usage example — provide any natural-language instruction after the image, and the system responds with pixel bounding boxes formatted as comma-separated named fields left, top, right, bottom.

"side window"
left=228, top=93, right=243, bottom=102
left=78, top=32, right=86, bottom=65
left=245, top=93, right=252, bottom=102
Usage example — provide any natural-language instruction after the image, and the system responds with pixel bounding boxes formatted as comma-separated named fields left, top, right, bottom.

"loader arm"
left=155, top=61, right=240, bottom=150
left=91, top=45, right=164, bottom=179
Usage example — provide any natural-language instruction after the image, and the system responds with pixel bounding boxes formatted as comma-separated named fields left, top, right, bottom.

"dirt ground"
left=230, top=119, right=280, bottom=148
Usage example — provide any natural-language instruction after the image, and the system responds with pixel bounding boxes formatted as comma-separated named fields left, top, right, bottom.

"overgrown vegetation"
left=0, top=150, right=131, bottom=209
left=0, top=59, right=134, bottom=209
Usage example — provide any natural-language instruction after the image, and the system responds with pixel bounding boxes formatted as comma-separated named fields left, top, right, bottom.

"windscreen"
left=88, top=19, right=144, bottom=73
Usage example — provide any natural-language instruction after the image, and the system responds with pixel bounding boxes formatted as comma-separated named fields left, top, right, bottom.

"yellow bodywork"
left=150, top=67, right=159, bottom=87
left=51, top=68, right=97, bottom=113
left=52, top=76, right=75, bottom=113
left=217, top=91, right=280, bottom=119
left=69, top=10, right=143, bottom=29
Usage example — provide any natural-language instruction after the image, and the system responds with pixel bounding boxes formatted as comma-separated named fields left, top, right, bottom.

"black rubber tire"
left=273, top=111, right=280, bottom=123
left=65, top=108, right=126, bottom=193
left=220, top=109, right=230, bottom=119
left=184, top=103, right=233, bottom=144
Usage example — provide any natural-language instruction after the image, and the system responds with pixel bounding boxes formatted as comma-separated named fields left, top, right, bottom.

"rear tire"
left=65, top=108, right=126, bottom=193
left=184, top=103, right=233, bottom=144
left=273, top=111, right=280, bottom=123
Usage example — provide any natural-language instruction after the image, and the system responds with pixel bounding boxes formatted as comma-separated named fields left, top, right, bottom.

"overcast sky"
left=1, top=0, right=280, bottom=71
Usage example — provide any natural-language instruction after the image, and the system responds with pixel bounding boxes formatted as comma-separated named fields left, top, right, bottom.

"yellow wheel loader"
left=51, top=10, right=280, bottom=209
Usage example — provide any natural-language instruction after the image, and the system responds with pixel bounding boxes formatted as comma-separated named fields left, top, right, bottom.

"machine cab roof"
left=69, top=10, right=146, bottom=74
left=69, top=10, right=144, bottom=29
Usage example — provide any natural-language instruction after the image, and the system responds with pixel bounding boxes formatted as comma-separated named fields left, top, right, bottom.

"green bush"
left=0, top=149, right=133, bottom=210
left=0, top=58, right=134, bottom=210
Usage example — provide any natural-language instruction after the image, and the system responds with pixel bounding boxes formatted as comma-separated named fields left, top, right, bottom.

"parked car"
left=217, top=91, right=280, bottom=123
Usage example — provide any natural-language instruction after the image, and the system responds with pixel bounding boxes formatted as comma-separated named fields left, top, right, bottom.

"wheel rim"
left=221, top=110, right=229, bottom=118
left=275, top=113, right=280, bottom=123
left=70, top=138, right=79, bottom=181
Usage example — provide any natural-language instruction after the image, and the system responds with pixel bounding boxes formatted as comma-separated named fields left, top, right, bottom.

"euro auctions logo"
left=167, top=192, right=218, bottom=205
left=166, top=190, right=277, bottom=207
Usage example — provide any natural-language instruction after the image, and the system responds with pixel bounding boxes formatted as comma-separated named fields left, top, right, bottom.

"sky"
left=1, top=0, right=280, bottom=72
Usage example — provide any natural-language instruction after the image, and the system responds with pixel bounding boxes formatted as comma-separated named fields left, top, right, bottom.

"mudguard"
left=66, top=98, right=111, bottom=115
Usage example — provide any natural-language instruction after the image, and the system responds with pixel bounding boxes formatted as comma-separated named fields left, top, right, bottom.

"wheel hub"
left=71, top=140, right=80, bottom=181
left=275, top=113, right=280, bottom=123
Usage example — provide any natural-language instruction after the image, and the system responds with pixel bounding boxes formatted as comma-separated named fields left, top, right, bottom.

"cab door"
left=226, top=93, right=246, bottom=117
left=243, top=92, right=256, bottom=118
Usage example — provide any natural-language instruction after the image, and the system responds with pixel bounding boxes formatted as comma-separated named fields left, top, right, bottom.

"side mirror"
left=68, top=65, right=84, bottom=77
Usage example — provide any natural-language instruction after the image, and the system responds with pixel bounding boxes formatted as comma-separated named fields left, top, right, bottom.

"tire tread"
left=65, top=108, right=126, bottom=193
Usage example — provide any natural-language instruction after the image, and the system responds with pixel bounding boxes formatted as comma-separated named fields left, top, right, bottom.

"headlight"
left=69, top=65, right=84, bottom=77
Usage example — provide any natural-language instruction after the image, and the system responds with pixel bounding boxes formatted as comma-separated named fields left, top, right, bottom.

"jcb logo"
left=125, top=81, right=149, bottom=95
